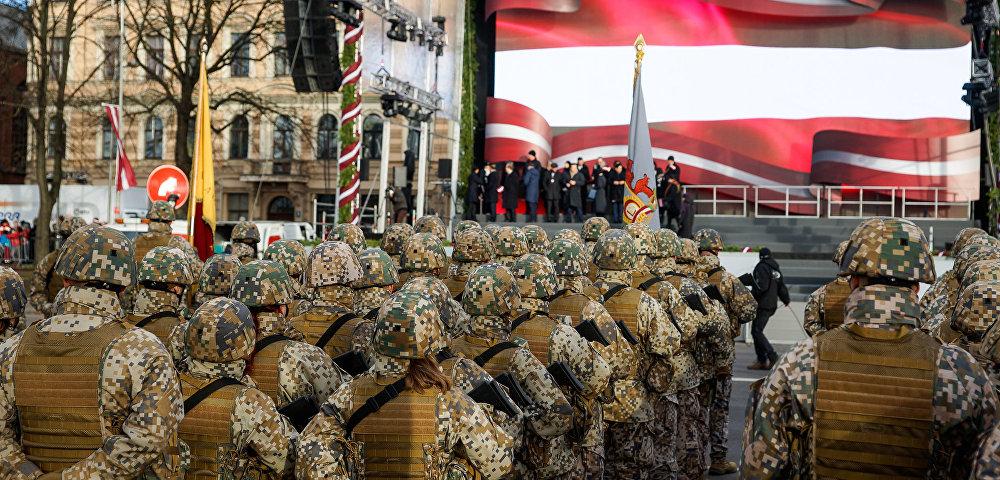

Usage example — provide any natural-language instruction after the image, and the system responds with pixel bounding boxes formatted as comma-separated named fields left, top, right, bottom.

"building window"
left=273, top=115, right=294, bottom=159
left=49, top=37, right=65, bottom=78
left=147, top=35, right=164, bottom=78
left=274, top=33, right=289, bottom=76
left=362, top=116, right=383, bottom=160
left=47, top=117, right=65, bottom=158
left=316, top=114, right=336, bottom=160
left=230, top=115, right=249, bottom=159
left=103, top=35, right=119, bottom=80
left=268, top=196, right=294, bottom=221
left=227, top=193, right=248, bottom=221
left=145, top=116, right=163, bottom=159
left=231, top=32, right=250, bottom=77
left=102, top=118, right=115, bottom=160
left=187, top=34, right=202, bottom=71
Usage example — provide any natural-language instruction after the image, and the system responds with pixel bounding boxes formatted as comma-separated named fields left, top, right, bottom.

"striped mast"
left=337, top=12, right=364, bottom=225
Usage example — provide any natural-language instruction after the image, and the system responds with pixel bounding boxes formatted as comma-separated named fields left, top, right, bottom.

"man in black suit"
left=484, top=163, right=499, bottom=222
left=464, top=166, right=483, bottom=220
left=501, top=161, right=521, bottom=222
left=542, top=161, right=563, bottom=222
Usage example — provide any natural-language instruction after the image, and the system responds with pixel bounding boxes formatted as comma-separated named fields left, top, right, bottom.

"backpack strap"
left=547, top=289, right=571, bottom=303
left=363, top=307, right=379, bottom=320
left=343, top=377, right=408, bottom=436
left=639, top=276, right=665, bottom=291
left=454, top=291, right=464, bottom=302
left=135, top=311, right=175, bottom=328
left=183, top=377, right=245, bottom=413
left=473, top=342, right=522, bottom=367
left=707, top=267, right=725, bottom=278
left=602, top=284, right=629, bottom=303
left=315, top=313, right=360, bottom=350
left=257, top=334, right=292, bottom=351
left=435, top=350, right=456, bottom=363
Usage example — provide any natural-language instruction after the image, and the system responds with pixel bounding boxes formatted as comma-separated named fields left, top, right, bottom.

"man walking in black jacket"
left=542, top=161, right=563, bottom=222
left=748, top=247, right=790, bottom=370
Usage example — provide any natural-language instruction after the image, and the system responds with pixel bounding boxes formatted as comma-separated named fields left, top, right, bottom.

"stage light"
left=387, top=17, right=408, bottom=42
left=381, top=93, right=403, bottom=117
left=330, top=1, right=362, bottom=27
left=432, top=15, right=446, bottom=31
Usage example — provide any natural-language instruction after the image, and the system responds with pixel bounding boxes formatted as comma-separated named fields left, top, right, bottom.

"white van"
left=214, top=221, right=317, bottom=259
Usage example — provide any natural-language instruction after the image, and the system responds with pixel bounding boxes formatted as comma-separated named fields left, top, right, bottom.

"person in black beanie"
left=748, top=247, right=790, bottom=370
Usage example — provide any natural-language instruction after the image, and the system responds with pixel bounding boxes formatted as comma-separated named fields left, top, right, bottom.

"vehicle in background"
left=106, top=218, right=189, bottom=242
left=214, top=221, right=317, bottom=259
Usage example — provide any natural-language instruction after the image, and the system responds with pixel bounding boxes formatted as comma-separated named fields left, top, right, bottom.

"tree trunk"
left=33, top=117, right=52, bottom=260
left=174, top=94, right=194, bottom=175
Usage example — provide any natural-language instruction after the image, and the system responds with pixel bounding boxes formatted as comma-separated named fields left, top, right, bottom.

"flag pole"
left=633, top=34, right=645, bottom=87
left=115, top=0, right=125, bottom=222
left=188, top=42, right=206, bottom=242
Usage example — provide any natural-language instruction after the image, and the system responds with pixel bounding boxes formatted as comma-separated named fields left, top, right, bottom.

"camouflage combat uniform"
left=978, top=310, right=1000, bottom=393
left=581, top=217, right=608, bottom=283
left=193, top=254, right=242, bottom=308
left=167, top=235, right=204, bottom=314
left=510, top=254, right=611, bottom=479
left=132, top=200, right=176, bottom=267
left=128, top=246, right=194, bottom=369
left=233, top=260, right=347, bottom=409
left=494, top=226, right=529, bottom=269
left=27, top=216, right=86, bottom=317
left=398, top=232, right=449, bottom=287
left=522, top=225, right=550, bottom=255
left=289, top=242, right=362, bottom=358
left=381, top=223, right=414, bottom=272
left=742, top=217, right=998, bottom=480
left=264, top=239, right=309, bottom=315
left=922, top=243, right=1000, bottom=335
left=803, top=240, right=852, bottom=336
left=0, top=226, right=184, bottom=479
left=352, top=248, right=398, bottom=318
left=484, top=223, right=501, bottom=240
left=180, top=297, right=297, bottom=478
left=553, top=228, right=583, bottom=247
left=230, top=221, right=260, bottom=263
left=918, top=227, right=988, bottom=314
left=329, top=223, right=367, bottom=254
left=295, top=291, right=517, bottom=480
left=925, top=259, right=1000, bottom=344
left=0, top=268, right=27, bottom=343
left=446, top=228, right=496, bottom=300
left=453, top=219, right=480, bottom=236
left=415, top=215, right=448, bottom=242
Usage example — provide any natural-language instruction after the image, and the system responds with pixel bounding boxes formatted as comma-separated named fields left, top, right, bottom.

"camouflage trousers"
left=709, top=374, right=733, bottom=462
left=605, top=420, right=654, bottom=480
left=571, top=444, right=605, bottom=479
left=677, top=385, right=709, bottom=480
left=649, top=394, right=679, bottom=480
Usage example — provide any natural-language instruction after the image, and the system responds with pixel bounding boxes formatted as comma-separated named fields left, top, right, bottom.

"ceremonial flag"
left=624, top=38, right=659, bottom=228
left=188, top=46, right=215, bottom=261
left=103, top=104, right=136, bottom=191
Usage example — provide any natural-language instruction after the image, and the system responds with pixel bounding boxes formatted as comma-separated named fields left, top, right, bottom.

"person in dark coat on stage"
left=542, top=161, right=563, bottom=222
left=484, top=163, right=499, bottom=222
left=565, top=160, right=585, bottom=223
left=664, top=156, right=683, bottom=229
left=522, top=159, right=540, bottom=222
left=465, top=166, right=483, bottom=220
left=593, top=158, right=609, bottom=218
left=502, top=162, right=520, bottom=222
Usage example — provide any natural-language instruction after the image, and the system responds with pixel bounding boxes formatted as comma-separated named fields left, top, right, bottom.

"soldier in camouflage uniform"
left=179, top=297, right=297, bottom=477
left=133, top=200, right=176, bottom=264
left=398, top=232, right=449, bottom=286
left=28, top=216, right=87, bottom=317
left=977, top=306, right=1000, bottom=392
left=592, top=229, right=682, bottom=480
left=193, top=254, right=241, bottom=308
left=352, top=248, right=397, bottom=318
left=803, top=240, right=852, bottom=336
left=264, top=239, right=309, bottom=316
left=289, top=242, right=362, bottom=359
left=0, top=267, right=26, bottom=343
left=230, top=221, right=260, bottom=263
left=329, top=223, right=367, bottom=254
left=128, top=246, right=193, bottom=367
left=553, top=228, right=584, bottom=247
left=454, top=219, right=480, bottom=236
left=446, top=227, right=496, bottom=299
left=232, top=260, right=347, bottom=409
left=451, top=263, right=576, bottom=476
left=919, top=227, right=989, bottom=314
left=522, top=224, right=550, bottom=255
left=0, top=225, right=185, bottom=478
left=923, top=259, right=1000, bottom=344
left=484, top=223, right=502, bottom=240
left=414, top=215, right=448, bottom=243
left=742, top=217, right=998, bottom=480
left=510, top=254, right=612, bottom=479
left=494, top=226, right=529, bottom=268
left=167, top=235, right=204, bottom=313
left=582, top=217, right=609, bottom=283
left=295, top=290, right=517, bottom=480
left=922, top=243, right=1000, bottom=335
left=380, top=222, right=414, bottom=271
left=949, top=280, right=1000, bottom=360
left=399, top=276, right=471, bottom=342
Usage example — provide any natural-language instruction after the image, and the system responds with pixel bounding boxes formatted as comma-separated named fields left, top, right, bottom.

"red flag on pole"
left=103, top=104, right=136, bottom=191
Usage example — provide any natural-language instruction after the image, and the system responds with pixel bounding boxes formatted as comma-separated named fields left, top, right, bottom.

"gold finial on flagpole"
left=634, top=34, right=646, bottom=86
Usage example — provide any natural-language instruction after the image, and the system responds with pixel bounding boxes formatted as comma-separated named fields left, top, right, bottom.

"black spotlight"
left=330, top=1, right=362, bottom=27
left=387, top=17, right=408, bottom=42
left=381, top=93, right=403, bottom=117
left=432, top=15, right=446, bottom=31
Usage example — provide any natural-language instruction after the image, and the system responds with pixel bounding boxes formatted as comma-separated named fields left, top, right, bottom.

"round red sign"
left=147, top=165, right=190, bottom=207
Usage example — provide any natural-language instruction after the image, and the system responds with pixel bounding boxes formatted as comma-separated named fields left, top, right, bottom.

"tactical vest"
left=45, top=266, right=63, bottom=301
left=511, top=312, right=557, bottom=365
left=602, top=287, right=647, bottom=362
left=291, top=310, right=356, bottom=358
left=822, top=277, right=852, bottom=330
left=631, top=272, right=655, bottom=291
left=133, top=231, right=173, bottom=266
left=248, top=336, right=291, bottom=406
left=549, top=292, right=591, bottom=325
left=586, top=262, right=599, bottom=283
left=813, top=326, right=939, bottom=480
left=128, top=311, right=182, bottom=348
left=451, top=336, right=520, bottom=379
left=662, top=272, right=686, bottom=292
left=705, top=267, right=725, bottom=292
left=351, top=375, right=441, bottom=479
left=601, top=286, right=652, bottom=423
left=13, top=320, right=128, bottom=472
left=444, top=277, right=466, bottom=300
left=179, top=374, right=246, bottom=479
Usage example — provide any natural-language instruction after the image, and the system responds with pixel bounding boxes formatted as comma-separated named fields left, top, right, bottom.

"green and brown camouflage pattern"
left=329, top=224, right=367, bottom=254
left=230, top=260, right=295, bottom=307
left=414, top=215, right=448, bottom=242
left=58, top=216, right=88, bottom=237
left=625, top=223, right=655, bottom=257
left=185, top=297, right=256, bottom=363
left=652, top=228, right=682, bottom=259
left=55, top=226, right=136, bottom=288
left=353, top=248, right=398, bottom=288
left=453, top=219, right=480, bottom=235
left=695, top=228, right=724, bottom=252
left=264, top=239, right=307, bottom=278
left=0, top=266, right=26, bottom=321
left=677, top=238, right=700, bottom=264
left=147, top=200, right=175, bottom=222
left=546, top=238, right=589, bottom=277
left=380, top=223, right=414, bottom=256
left=304, top=241, right=363, bottom=288
left=462, top=263, right=520, bottom=317
left=511, top=253, right=558, bottom=299
left=231, top=221, right=260, bottom=243
left=483, top=223, right=502, bottom=239
left=453, top=228, right=495, bottom=263
left=138, top=246, right=194, bottom=286
left=521, top=225, right=550, bottom=255
left=954, top=227, right=989, bottom=254
left=198, top=254, right=242, bottom=296
left=593, top=229, right=637, bottom=271
left=582, top=217, right=610, bottom=242
left=398, top=276, right=468, bottom=338
left=952, top=279, right=1000, bottom=340
left=554, top=228, right=584, bottom=246
left=494, top=226, right=528, bottom=259
left=374, top=290, right=445, bottom=359
left=956, top=245, right=1000, bottom=282
left=839, top=217, right=935, bottom=283
left=401, top=232, right=448, bottom=273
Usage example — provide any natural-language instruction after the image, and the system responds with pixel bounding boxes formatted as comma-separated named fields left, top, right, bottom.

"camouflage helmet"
left=546, top=238, right=589, bottom=277
left=56, top=226, right=135, bottom=288
left=453, top=228, right=495, bottom=263
left=381, top=223, right=414, bottom=256
left=231, top=221, right=260, bottom=243
left=833, top=240, right=850, bottom=266
left=401, top=233, right=448, bottom=272
left=264, top=239, right=307, bottom=277
left=839, top=217, right=935, bottom=283
left=594, top=229, right=638, bottom=271
left=652, top=229, right=682, bottom=259
left=495, top=226, right=529, bottom=258
left=553, top=228, right=584, bottom=246
left=58, top=216, right=88, bottom=237
left=399, top=276, right=461, bottom=333
left=330, top=224, right=367, bottom=254
left=168, top=236, right=203, bottom=272
left=230, top=260, right=294, bottom=307
left=512, top=253, right=558, bottom=299
left=454, top=220, right=480, bottom=236
left=198, top=254, right=242, bottom=296
left=676, top=238, right=700, bottom=264
left=185, top=297, right=256, bottom=363
left=960, top=260, right=1000, bottom=294
left=147, top=200, right=175, bottom=222
left=955, top=244, right=1000, bottom=282
left=582, top=217, right=609, bottom=242
left=695, top=228, right=724, bottom=252
left=353, top=248, right=398, bottom=289
left=0, top=266, right=26, bottom=320
left=483, top=224, right=501, bottom=239
left=462, top=263, right=520, bottom=317
left=954, top=227, right=988, bottom=254
left=979, top=315, right=1000, bottom=363
left=522, top=225, right=550, bottom=255
left=951, top=280, right=1000, bottom=340
left=138, top=246, right=194, bottom=285
left=374, top=290, right=444, bottom=359
left=414, top=215, right=447, bottom=242
left=624, top=223, right=655, bottom=256
left=304, top=241, right=363, bottom=288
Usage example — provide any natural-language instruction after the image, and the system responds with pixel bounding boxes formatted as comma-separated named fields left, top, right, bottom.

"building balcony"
left=238, top=158, right=309, bottom=183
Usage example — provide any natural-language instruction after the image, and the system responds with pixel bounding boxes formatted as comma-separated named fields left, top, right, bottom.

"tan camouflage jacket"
left=803, top=283, right=827, bottom=337
left=974, top=418, right=1000, bottom=478
left=920, top=278, right=962, bottom=335
left=0, top=286, right=184, bottom=479
left=294, top=355, right=517, bottom=480
left=694, top=254, right=757, bottom=327
left=354, top=286, right=391, bottom=318
left=742, top=285, right=998, bottom=480
left=594, top=270, right=682, bottom=423
left=920, top=268, right=957, bottom=314
left=253, top=311, right=347, bottom=408
left=27, top=249, right=60, bottom=318
left=642, top=273, right=705, bottom=393
left=231, top=242, right=255, bottom=263
left=183, top=358, right=297, bottom=477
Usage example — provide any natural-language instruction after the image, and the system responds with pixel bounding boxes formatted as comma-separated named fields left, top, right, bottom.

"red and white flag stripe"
left=342, top=60, right=362, bottom=86
left=103, top=104, right=137, bottom=191
left=485, top=98, right=552, bottom=164
left=339, top=176, right=360, bottom=207
left=345, top=13, right=364, bottom=44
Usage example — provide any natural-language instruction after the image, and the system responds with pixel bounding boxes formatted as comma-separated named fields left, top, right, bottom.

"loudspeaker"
left=360, top=157, right=370, bottom=181
left=437, top=158, right=451, bottom=179
left=393, top=167, right=407, bottom=187
left=283, top=0, right=344, bottom=92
